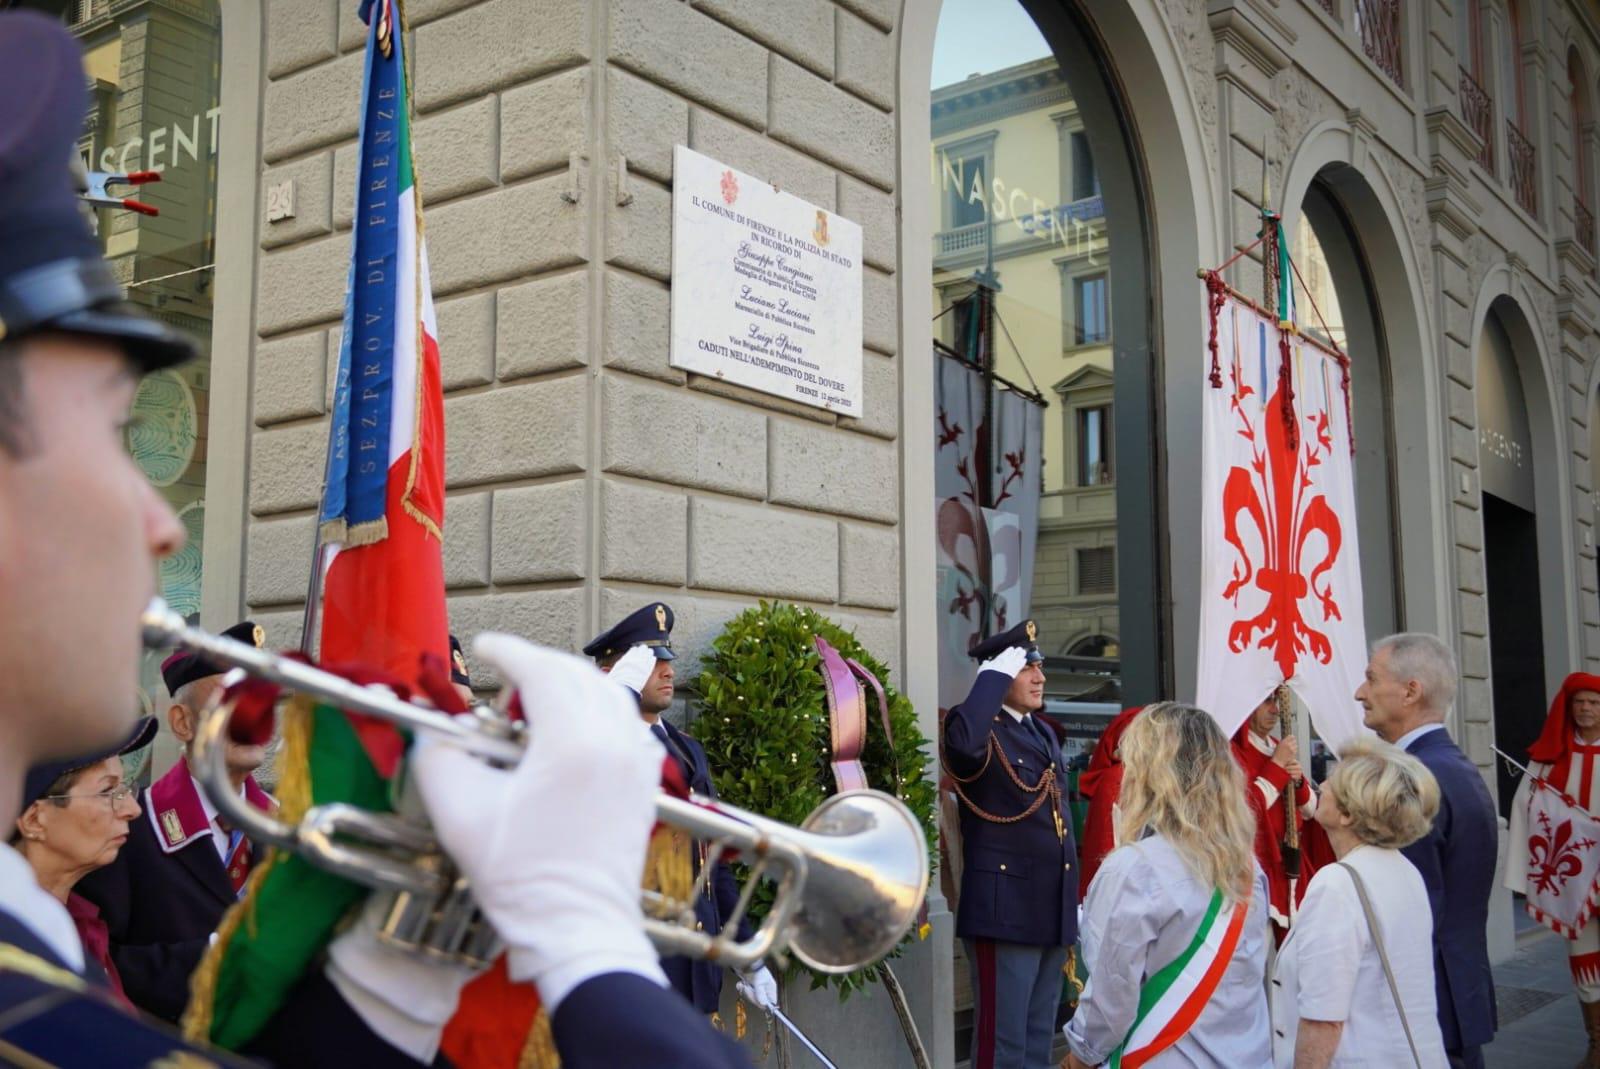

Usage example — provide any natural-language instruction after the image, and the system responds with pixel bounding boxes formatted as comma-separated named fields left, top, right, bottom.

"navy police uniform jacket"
left=75, top=759, right=272, bottom=1023
left=1400, top=728, right=1498, bottom=1052
left=943, top=670, right=1079, bottom=947
left=655, top=717, right=754, bottom=1013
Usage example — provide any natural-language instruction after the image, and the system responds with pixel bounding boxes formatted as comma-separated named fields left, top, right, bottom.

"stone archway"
left=1278, top=122, right=1447, bottom=638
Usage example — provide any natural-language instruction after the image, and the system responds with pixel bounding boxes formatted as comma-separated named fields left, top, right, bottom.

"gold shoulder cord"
left=944, top=733, right=1064, bottom=840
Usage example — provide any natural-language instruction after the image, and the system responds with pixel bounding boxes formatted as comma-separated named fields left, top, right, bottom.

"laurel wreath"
left=691, top=601, right=938, bottom=998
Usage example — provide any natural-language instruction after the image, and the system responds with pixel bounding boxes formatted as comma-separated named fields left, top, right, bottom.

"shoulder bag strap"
left=1335, top=861, right=1423, bottom=1069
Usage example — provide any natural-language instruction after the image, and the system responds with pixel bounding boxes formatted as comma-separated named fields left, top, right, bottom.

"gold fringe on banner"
left=517, top=1007, right=560, bottom=1069
left=181, top=694, right=317, bottom=1043
left=641, top=824, right=692, bottom=906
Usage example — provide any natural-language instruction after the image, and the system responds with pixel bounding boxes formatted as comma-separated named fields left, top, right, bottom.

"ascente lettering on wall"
left=88, top=107, right=223, bottom=176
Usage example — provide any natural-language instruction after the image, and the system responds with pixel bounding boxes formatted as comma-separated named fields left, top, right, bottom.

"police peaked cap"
left=967, top=619, right=1045, bottom=664
left=0, top=13, right=195, bottom=371
left=449, top=634, right=472, bottom=688
left=583, top=603, right=676, bottom=661
left=161, top=621, right=266, bottom=694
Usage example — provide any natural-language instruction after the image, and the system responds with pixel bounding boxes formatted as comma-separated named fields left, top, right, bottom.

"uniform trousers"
left=965, top=938, right=1067, bottom=1069
left=1447, top=1046, right=1484, bottom=1069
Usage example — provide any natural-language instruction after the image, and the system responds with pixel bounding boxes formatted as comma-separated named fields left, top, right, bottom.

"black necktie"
left=652, top=723, right=692, bottom=782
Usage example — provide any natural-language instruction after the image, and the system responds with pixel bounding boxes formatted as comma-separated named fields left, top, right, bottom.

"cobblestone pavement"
left=1488, top=927, right=1585, bottom=1068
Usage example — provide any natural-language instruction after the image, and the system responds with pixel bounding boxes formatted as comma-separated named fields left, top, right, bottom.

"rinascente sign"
left=670, top=146, right=864, bottom=416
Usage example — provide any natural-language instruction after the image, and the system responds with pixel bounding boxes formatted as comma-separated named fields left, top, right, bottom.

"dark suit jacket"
left=943, top=670, right=1079, bottom=947
left=656, top=718, right=754, bottom=1012
left=1400, top=727, right=1499, bottom=1051
left=74, top=787, right=235, bottom=1022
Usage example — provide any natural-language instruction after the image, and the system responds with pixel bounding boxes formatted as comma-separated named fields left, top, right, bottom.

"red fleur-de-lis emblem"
left=1219, top=368, right=1344, bottom=678
left=1530, top=810, right=1597, bottom=895
left=720, top=170, right=739, bottom=206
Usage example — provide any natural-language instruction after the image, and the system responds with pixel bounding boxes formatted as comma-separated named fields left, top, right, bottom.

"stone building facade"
left=70, top=0, right=1600, bottom=1063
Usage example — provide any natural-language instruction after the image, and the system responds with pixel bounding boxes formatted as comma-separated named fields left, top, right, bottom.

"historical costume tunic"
left=1505, top=672, right=1600, bottom=1002
left=1233, top=726, right=1318, bottom=938
left=1065, top=835, right=1273, bottom=1068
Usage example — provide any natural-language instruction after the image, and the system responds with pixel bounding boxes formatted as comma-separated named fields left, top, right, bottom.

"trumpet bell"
left=787, top=790, right=930, bottom=974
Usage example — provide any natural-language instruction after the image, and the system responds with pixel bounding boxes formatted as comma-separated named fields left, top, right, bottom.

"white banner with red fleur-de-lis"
left=1195, top=287, right=1368, bottom=749
left=1510, top=776, right=1600, bottom=939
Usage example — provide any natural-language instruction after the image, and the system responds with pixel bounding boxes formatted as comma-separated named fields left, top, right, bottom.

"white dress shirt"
left=1393, top=722, right=1447, bottom=752
left=195, top=777, right=249, bottom=861
left=0, top=840, right=84, bottom=970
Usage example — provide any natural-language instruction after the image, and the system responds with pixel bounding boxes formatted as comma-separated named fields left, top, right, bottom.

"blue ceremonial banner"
left=319, top=0, right=407, bottom=543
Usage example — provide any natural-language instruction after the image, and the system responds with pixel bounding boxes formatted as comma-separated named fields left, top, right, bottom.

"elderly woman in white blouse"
left=1270, top=738, right=1447, bottom=1068
left=1064, top=702, right=1272, bottom=1068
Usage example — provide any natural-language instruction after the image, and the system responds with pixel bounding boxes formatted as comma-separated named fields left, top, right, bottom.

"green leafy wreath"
left=691, top=601, right=938, bottom=999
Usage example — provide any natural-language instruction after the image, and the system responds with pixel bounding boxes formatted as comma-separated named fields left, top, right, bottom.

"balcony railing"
left=1577, top=199, right=1595, bottom=256
left=1355, top=0, right=1404, bottom=89
left=1459, top=67, right=1495, bottom=173
left=1506, top=120, right=1538, bottom=216
left=935, top=196, right=1106, bottom=257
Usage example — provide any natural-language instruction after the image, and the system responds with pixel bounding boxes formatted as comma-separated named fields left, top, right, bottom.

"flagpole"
left=1493, top=745, right=1600, bottom=822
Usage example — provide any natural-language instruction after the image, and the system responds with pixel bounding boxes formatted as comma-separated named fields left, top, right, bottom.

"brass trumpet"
left=140, top=599, right=930, bottom=974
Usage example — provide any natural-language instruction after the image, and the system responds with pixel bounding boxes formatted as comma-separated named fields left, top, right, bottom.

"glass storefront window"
left=68, top=0, right=223, bottom=718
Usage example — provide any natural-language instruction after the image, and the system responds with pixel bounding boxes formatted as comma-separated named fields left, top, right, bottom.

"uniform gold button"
left=1064, top=863, right=1071, bottom=870
left=999, top=864, right=1007, bottom=871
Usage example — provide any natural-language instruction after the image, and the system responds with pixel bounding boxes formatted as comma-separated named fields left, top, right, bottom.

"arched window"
left=1500, top=0, right=1537, bottom=213
left=1570, top=48, right=1594, bottom=255
left=1458, top=0, right=1494, bottom=171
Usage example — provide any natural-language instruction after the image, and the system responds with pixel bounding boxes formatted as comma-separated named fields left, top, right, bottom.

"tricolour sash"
left=1108, top=885, right=1251, bottom=1069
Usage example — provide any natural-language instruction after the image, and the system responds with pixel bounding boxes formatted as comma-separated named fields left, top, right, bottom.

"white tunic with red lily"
left=1505, top=736, right=1600, bottom=998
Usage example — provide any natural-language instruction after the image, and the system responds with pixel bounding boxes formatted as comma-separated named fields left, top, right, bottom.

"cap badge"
left=1025, top=620, right=1037, bottom=643
left=453, top=648, right=468, bottom=676
left=655, top=604, right=667, bottom=632
left=252, top=624, right=266, bottom=649
left=160, top=809, right=184, bottom=846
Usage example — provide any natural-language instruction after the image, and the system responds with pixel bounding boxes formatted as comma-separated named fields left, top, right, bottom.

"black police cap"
left=583, top=603, right=676, bottom=662
left=967, top=619, right=1045, bottom=664
left=160, top=620, right=265, bottom=694
left=449, top=634, right=472, bottom=688
left=0, top=13, right=195, bottom=371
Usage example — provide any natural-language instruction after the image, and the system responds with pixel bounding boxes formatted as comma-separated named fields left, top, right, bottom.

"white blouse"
left=1065, top=835, right=1273, bottom=1067
left=1270, top=845, right=1447, bottom=1068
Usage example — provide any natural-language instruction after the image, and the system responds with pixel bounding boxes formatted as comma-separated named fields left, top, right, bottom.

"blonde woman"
left=1270, top=739, right=1446, bottom=1068
left=1064, top=702, right=1272, bottom=1068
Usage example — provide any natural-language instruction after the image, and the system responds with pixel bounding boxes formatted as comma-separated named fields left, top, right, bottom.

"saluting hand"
left=978, top=645, right=1029, bottom=679
left=609, top=643, right=656, bottom=696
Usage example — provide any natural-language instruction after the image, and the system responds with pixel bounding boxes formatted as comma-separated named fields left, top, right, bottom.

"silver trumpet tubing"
left=140, top=598, right=931, bottom=974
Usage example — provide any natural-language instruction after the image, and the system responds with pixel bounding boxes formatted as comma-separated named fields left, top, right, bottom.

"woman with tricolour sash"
left=1063, top=702, right=1272, bottom=1069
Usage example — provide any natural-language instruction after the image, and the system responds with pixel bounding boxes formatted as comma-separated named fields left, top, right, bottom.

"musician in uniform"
left=75, top=621, right=274, bottom=1022
left=1505, top=672, right=1600, bottom=1067
left=0, top=11, right=746, bottom=1066
left=1231, top=693, right=1318, bottom=942
left=585, top=603, right=779, bottom=1017
left=943, top=620, right=1078, bottom=1069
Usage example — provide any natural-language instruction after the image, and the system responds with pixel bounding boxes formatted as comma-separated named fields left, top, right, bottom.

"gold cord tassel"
left=181, top=694, right=317, bottom=1043
left=641, top=824, right=693, bottom=907
left=517, top=1007, right=561, bottom=1069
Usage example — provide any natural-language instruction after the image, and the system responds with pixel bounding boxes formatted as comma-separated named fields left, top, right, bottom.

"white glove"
left=978, top=646, right=1029, bottom=679
left=410, top=633, right=668, bottom=1012
left=736, top=963, right=779, bottom=1012
left=609, top=643, right=656, bottom=697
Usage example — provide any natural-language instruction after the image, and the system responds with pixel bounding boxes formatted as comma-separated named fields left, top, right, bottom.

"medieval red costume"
left=1505, top=672, right=1600, bottom=1067
left=1076, top=707, right=1143, bottom=900
left=1232, top=723, right=1318, bottom=940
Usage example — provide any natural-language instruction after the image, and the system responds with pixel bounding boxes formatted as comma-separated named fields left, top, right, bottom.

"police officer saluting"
left=585, top=603, right=779, bottom=1018
left=0, top=11, right=747, bottom=1066
left=943, top=620, right=1078, bottom=1069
